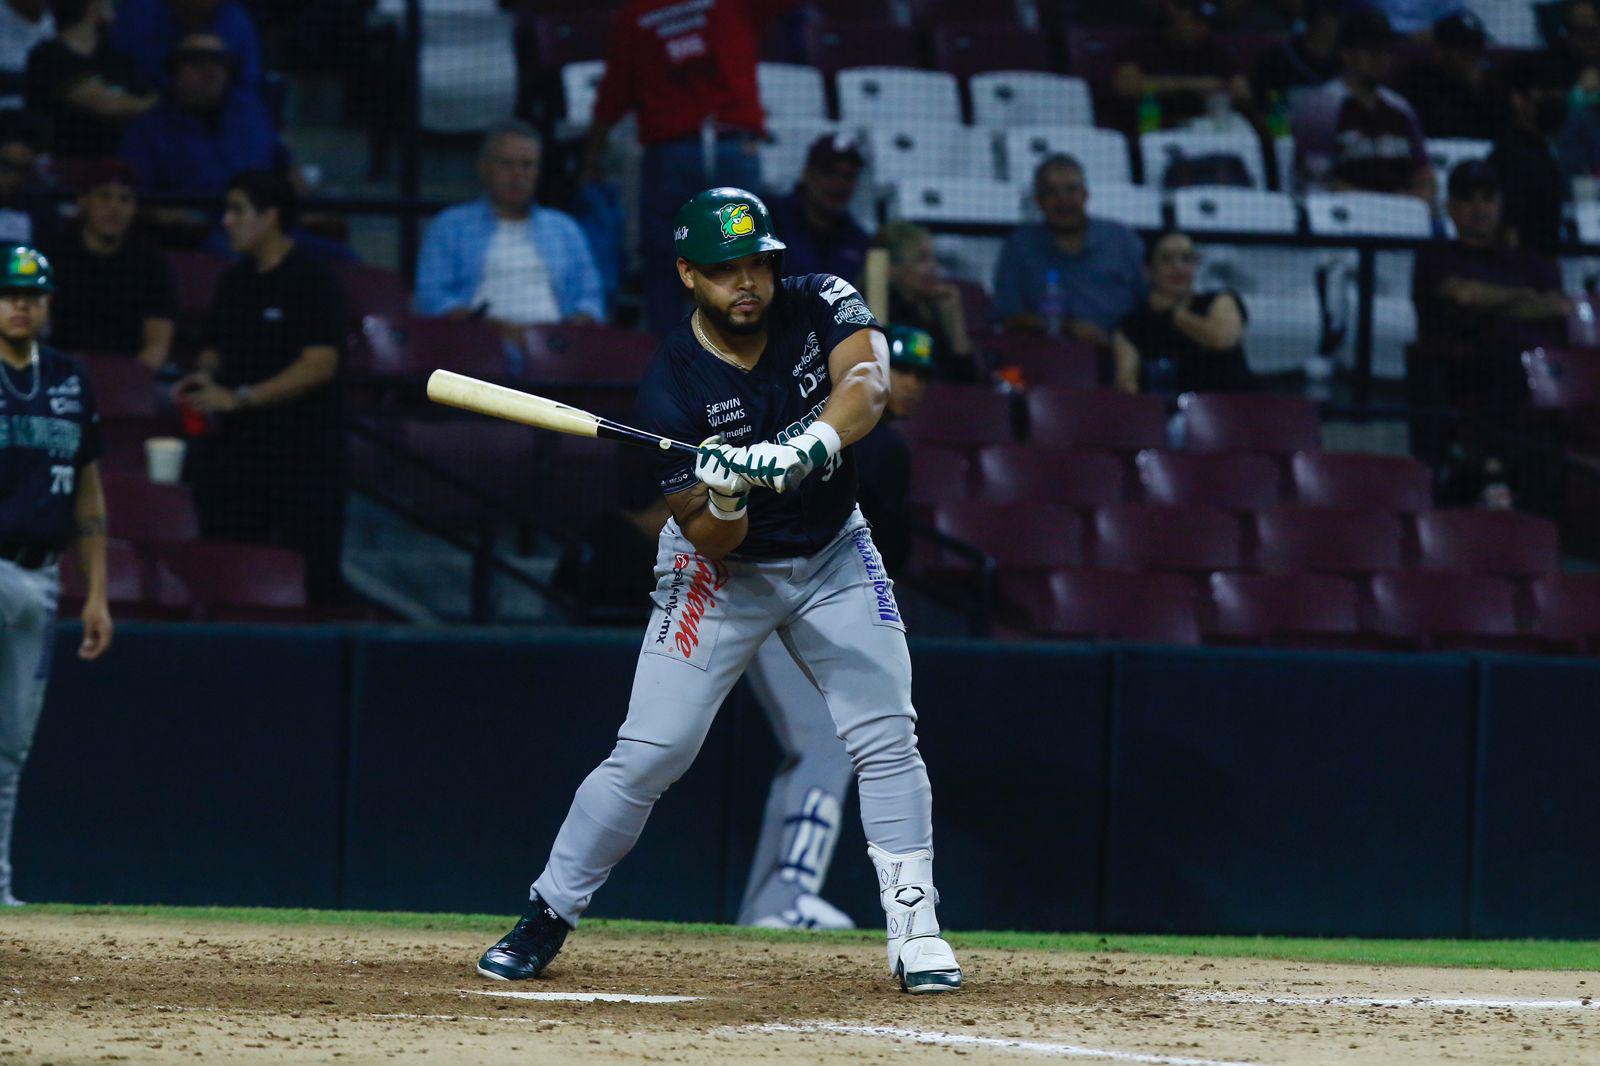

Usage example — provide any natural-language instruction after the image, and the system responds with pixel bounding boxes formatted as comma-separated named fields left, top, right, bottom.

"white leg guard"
left=867, top=844, right=963, bottom=993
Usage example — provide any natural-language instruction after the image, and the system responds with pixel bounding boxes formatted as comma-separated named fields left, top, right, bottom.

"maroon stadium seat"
left=909, top=444, right=973, bottom=515
left=898, top=383, right=1017, bottom=448
left=1208, top=571, right=1365, bottom=648
left=975, top=445, right=1125, bottom=508
left=530, top=11, right=612, bottom=67
left=59, top=538, right=147, bottom=607
left=354, top=313, right=507, bottom=380
left=802, top=18, right=919, bottom=73
left=930, top=25, right=1051, bottom=77
left=984, top=335, right=1099, bottom=389
left=1044, top=569, right=1201, bottom=645
left=934, top=501, right=1084, bottom=571
left=77, top=354, right=157, bottom=418
left=1530, top=573, right=1600, bottom=652
left=1368, top=571, right=1521, bottom=648
left=95, top=420, right=162, bottom=473
left=952, top=279, right=993, bottom=334
left=1253, top=505, right=1404, bottom=576
left=913, top=0, right=1021, bottom=24
left=350, top=417, right=543, bottom=524
left=1414, top=509, right=1560, bottom=578
left=101, top=472, right=200, bottom=544
left=520, top=322, right=656, bottom=384
left=166, top=250, right=229, bottom=317
left=1091, top=503, right=1241, bottom=576
left=1179, top=392, right=1322, bottom=455
left=154, top=541, right=307, bottom=620
left=1025, top=387, right=1166, bottom=452
left=1291, top=451, right=1433, bottom=513
left=334, top=262, right=410, bottom=324
left=1135, top=449, right=1282, bottom=510
left=1523, top=346, right=1600, bottom=410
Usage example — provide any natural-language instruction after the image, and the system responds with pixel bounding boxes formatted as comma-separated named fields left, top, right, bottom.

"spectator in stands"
left=1291, top=8, right=1434, bottom=200
left=0, top=109, right=53, bottom=247
left=1490, top=56, right=1572, bottom=253
left=766, top=134, right=870, bottom=283
left=1548, top=0, right=1600, bottom=178
left=174, top=170, right=345, bottom=603
left=993, top=155, right=1146, bottom=351
left=1370, top=0, right=1464, bottom=39
left=112, top=0, right=262, bottom=94
left=1110, top=0, right=1252, bottom=130
left=877, top=221, right=976, bottom=381
left=1396, top=11, right=1498, bottom=140
left=43, top=158, right=174, bottom=369
left=25, top=0, right=155, bottom=160
left=581, top=0, right=796, bottom=334
left=415, top=120, right=603, bottom=341
left=119, top=33, right=287, bottom=198
left=1254, top=0, right=1344, bottom=114
left=1410, top=161, right=1569, bottom=470
left=851, top=324, right=933, bottom=573
left=0, top=0, right=52, bottom=110
left=1113, top=230, right=1251, bottom=397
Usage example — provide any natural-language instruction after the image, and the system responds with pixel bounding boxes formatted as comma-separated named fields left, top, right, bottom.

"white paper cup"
left=145, top=436, right=187, bottom=484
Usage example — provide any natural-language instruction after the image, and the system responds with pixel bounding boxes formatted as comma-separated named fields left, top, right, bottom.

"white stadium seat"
left=1305, top=192, right=1432, bottom=238
left=837, top=67, right=961, bottom=125
left=970, top=72, right=1094, bottom=128
left=759, top=119, right=846, bottom=195
left=866, top=123, right=998, bottom=184
left=1173, top=188, right=1298, bottom=233
left=1238, top=292, right=1326, bottom=376
left=1464, top=0, right=1542, bottom=47
left=1274, top=135, right=1295, bottom=192
left=1576, top=201, right=1600, bottom=244
left=398, top=2, right=517, bottom=132
left=1426, top=137, right=1493, bottom=209
left=1140, top=129, right=1268, bottom=190
left=1084, top=183, right=1163, bottom=229
left=1002, top=125, right=1132, bottom=186
left=891, top=178, right=1025, bottom=225
left=759, top=63, right=828, bottom=122
left=561, top=61, right=606, bottom=129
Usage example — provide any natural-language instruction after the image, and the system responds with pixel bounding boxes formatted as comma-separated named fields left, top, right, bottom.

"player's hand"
left=79, top=598, right=112, bottom=661
left=695, top=435, right=751, bottom=521
left=713, top=424, right=843, bottom=494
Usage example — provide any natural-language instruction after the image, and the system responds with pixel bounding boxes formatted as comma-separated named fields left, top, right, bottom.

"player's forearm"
left=819, top=361, right=888, bottom=446
left=73, top=464, right=109, bottom=604
left=239, top=347, right=338, bottom=408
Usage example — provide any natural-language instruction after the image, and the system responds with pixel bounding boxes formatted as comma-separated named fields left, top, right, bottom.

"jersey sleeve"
left=633, top=356, right=702, bottom=496
left=75, top=360, right=102, bottom=468
left=795, top=273, right=881, bottom=356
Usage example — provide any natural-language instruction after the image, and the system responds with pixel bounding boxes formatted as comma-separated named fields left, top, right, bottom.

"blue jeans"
left=641, top=133, right=763, bottom=336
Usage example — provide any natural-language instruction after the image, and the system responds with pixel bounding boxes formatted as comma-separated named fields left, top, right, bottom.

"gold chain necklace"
left=693, top=310, right=750, bottom=372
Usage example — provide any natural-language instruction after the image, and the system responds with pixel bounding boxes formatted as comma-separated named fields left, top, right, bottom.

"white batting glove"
left=695, top=435, right=751, bottom=521
left=712, top=423, right=842, bottom=494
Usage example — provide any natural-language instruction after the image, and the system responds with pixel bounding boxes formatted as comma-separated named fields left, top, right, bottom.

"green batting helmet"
left=887, top=325, right=934, bottom=374
left=673, top=187, right=786, bottom=266
left=0, top=246, right=53, bottom=294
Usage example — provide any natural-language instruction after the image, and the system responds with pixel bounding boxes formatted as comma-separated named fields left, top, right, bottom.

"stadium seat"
left=334, top=262, right=410, bottom=325
left=908, top=444, right=973, bottom=516
left=1425, top=138, right=1492, bottom=210
left=1086, top=183, right=1164, bottom=229
left=931, top=27, right=1051, bottom=78
left=1253, top=505, right=1405, bottom=576
left=166, top=250, right=228, bottom=317
left=935, top=500, right=1085, bottom=571
left=78, top=355, right=158, bottom=419
left=1530, top=573, right=1600, bottom=652
left=559, top=59, right=605, bottom=127
left=1135, top=449, right=1282, bottom=510
left=757, top=63, right=827, bottom=122
left=1090, top=503, right=1241, bottom=576
left=520, top=322, right=656, bottom=384
left=1290, top=451, right=1433, bottom=513
left=406, top=2, right=518, bottom=131
left=59, top=538, right=147, bottom=607
left=1464, top=0, right=1542, bottom=47
left=1305, top=192, right=1432, bottom=238
left=1044, top=569, right=1201, bottom=645
left=911, top=0, right=1019, bottom=23
left=96, top=420, right=170, bottom=473
left=975, top=445, right=1126, bottom=508
left=1207, top=571, right=1365, bottom=647
left=1576, top=202, right=1600, bottom=245
left=898, top=383, right=1017, bottom=447
left=970, top=72, right=1094, bottom=128
left=758, top=118, right=845, bottom=196
left=868, top=124, right=999, bottom=184
left=1000, top=125, right=1131, bottom=186
left=803, top=17, right=919, bottom=73
left=1179, top=392, right=1322, bottom=455
left=837, top=67, right=962, bottom=124
left=1173, top=188, right=1298, bottom=234
left=1139, top=129, right=1267, bottom=189
left=980, top=334, right=1099, bottom=388
left=952, top=278, right=993, bottom=330
left=1025, top=387, right=1167, bottom=452
left=153, top=541, right=307, bottom=620
left=1236, top=292, right=1326, bottom=377
left=354, top=313, right=507, bottom=380
left=1523, top=347, right=1600, bottom=410
left=1368, top=571, right=1521, bottom=648
left=101, top=473, right=200, bottom=544
left=1414, top=509, right=1560, bottom=578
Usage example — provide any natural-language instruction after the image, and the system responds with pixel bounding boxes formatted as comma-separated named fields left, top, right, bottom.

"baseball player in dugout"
left=479, top=188, right=962, bottom=994
left=0, top=245, right=112, bottom=907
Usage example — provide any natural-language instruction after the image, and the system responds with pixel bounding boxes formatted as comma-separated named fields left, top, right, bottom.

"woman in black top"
left=1113, top=229, right=1251, bottom=397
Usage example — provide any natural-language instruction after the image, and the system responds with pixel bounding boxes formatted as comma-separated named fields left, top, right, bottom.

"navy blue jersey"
left=635, top=273, right=881, bottom=559
left=0, top=344, right=101, bottom=547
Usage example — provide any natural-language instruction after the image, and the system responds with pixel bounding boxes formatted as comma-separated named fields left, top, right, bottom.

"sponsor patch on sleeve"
left=833, top=296, right=876, bottom=327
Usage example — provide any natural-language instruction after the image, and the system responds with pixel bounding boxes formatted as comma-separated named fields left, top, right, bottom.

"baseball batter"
left=478, top=189, right=961, bottom=993
left=0, top=246, right=113, bottom=907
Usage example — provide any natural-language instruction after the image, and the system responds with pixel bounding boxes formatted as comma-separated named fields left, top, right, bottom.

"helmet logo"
left=15, top=252, right=39, bottom=276
left=718, top=203, right=755, bottom=240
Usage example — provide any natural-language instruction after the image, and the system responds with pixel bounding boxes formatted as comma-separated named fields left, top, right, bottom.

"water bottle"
left=1040, top=269, right=1064, bottom=339
left=1570, top=295, right=1599, bottom=349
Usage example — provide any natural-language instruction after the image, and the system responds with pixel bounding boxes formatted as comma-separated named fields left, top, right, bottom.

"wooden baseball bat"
left=425, top=370, right=701, bottom=456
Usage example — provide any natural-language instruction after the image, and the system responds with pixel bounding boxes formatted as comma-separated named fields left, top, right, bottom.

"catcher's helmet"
left=0, top=246, right=53, bottom=294
left=673, top=187, right=786, bottom=267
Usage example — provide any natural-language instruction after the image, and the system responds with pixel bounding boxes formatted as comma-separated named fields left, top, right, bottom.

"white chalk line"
left=1180, top=993, right=1598, bottom=1011
left=468, top=989, right=701, bottom=1004
left=749, top=1022, right=1262, bottom=1066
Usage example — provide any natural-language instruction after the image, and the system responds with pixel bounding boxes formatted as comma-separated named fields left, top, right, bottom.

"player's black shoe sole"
left=476, top=896, right=571, bottom=981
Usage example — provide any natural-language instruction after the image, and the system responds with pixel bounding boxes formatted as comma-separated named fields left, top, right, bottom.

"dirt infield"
left=3, top=912, right=1597, bottom=1064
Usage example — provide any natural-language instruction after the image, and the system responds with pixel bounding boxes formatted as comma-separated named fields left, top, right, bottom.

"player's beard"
left=700, top=294, right=768, bottom=337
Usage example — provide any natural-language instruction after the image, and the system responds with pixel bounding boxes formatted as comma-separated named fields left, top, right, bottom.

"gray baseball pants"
left=0, top=558, right=59, bottom=901
left=532, top=510, right=932, bottom=926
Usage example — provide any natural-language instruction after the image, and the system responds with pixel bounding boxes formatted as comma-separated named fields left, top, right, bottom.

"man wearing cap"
left=765, top=134, right=870, bottom=283
left=43, top=158, right=175, bottom=369
left=1291, top=7, right=1434, bottom=199
left=1396, top=11, right=1497, bottom=140
left=0, top=243, right=112, bottom=907
left=475, top=187, right=963, bottom=995
left=0, top=110, right=52, bottom=249
left=1110, top=0, right=1252, bottom=130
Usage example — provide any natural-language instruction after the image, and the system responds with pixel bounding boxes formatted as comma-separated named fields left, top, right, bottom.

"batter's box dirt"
left=2, top=911, right=1596, bottom=1064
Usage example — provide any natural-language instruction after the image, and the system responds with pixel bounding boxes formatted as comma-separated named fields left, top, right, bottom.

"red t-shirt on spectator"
left=592, top=0, right=796, bottom=146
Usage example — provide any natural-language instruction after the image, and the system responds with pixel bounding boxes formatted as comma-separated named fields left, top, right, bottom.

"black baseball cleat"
left=477, top=896, right=571, bottom=981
